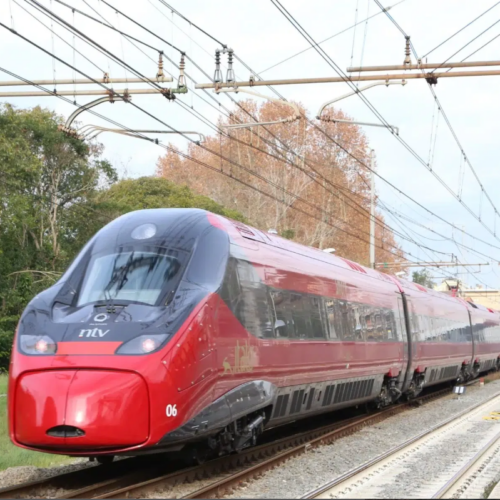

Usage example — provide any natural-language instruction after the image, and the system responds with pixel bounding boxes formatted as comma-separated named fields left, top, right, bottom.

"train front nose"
left=14, top=370, right=149, bottom=449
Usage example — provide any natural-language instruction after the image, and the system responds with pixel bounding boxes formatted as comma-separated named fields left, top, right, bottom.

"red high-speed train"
left=8, top=209, right=500, bottom=462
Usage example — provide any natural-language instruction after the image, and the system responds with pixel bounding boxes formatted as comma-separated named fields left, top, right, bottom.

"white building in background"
left=434, top=279, right=500, bottom=311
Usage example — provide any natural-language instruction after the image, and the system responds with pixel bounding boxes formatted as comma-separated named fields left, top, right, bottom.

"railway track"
left=0, top=377, right=494, bottom=499
left=302, top=387, right=500, bottom=499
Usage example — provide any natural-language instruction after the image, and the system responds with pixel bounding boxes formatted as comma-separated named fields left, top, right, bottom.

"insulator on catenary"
left=214, top=49, right=222, bottom=83
left=404, top=36, right=411, bottom=65
left=178, top=54, right=186, bottom=88
left=226, top=48, right=235, bottom=83
left=157, top=53, right=164, bottom=80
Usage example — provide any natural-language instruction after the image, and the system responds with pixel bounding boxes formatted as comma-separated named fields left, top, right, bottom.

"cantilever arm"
left=322, top=118, right=399, bottom=136
left=80, top=126, right=206, bottom=144
left=316, top=80, right=406, bottom=119
left=216, top=88, right=301, bottom=129
left=64, top=96, right=130, bottom=129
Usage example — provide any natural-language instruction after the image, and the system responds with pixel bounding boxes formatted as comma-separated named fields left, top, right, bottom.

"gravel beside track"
left=0, top=459, right=94, bottom=490
left=224, top=379, right=500, bottom=499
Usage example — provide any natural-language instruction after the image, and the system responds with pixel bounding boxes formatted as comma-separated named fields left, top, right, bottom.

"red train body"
left=8, top=209, right=500, bottom=460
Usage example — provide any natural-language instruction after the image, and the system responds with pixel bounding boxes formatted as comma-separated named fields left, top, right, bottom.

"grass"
left=0, top=374, right=6, bottom=395
left=0, top=374, right=73, bottom=471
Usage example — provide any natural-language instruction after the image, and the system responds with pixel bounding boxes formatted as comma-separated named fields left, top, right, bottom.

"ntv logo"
left=79, top=328, right=110, bottom=338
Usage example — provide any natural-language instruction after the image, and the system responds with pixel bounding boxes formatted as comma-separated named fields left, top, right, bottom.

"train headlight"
left=115, top=334, right=168, bottom=355
left=20, top=335, right=57, bottom=355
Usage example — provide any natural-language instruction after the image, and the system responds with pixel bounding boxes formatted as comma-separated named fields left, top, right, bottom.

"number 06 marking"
left=166, top=404, right=177, bottom=417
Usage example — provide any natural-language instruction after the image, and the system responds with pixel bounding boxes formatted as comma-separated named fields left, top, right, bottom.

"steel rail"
left=69, top=387, right=453, bottom=499
left=432, top=429, right=500, bottom=498
left=302, top=380, right=500, bottom=499
left=0, top=456, right=153, bottom=499
left=3, top=375, right=498, bottom=499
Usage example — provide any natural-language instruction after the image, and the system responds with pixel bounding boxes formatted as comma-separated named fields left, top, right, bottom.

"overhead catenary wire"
left=377, top=204, right=499, bottom=263
left=149, top=0, right=500, bottom=254
left=49, top=0, right=413, bottom=249
left=430, top=16, right=500, bottom=73
left=136, top=5, right=500, bottom=268
left=373, top=0, right=500, bottom=233
left=4, top=13, right=500, bottom=284
left=0, top=14, right=415, bottom=262
left=0, top=5, right=437, bottom=264
left=258, top=0, right=407, bottom=75
left=270, top=0, right=500, bottom=244
left=10, top=1, right=500, bottom=272
left=52, top=0, right=167, bottom=55
left=422, top=0, right=500, bottom=58
left=82, top=0, right=159, bottom=68
left=86, top=0, right=422, bottom=246
left=0, top=66, right=415, bottom=265
left=450, top=32, right=500, bottom=70
left=94, top=6, right=484, bottom=260
left=379, top=202, right=492, bottom=288
left=155, top=1, right=496, bottom=266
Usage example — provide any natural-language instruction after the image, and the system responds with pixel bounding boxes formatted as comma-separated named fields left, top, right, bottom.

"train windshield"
left=77, top=248, right=183, bottom=307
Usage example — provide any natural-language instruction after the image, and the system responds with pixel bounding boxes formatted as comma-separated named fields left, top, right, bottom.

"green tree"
left=0, top=104, right=116, bottom=370
left=412, top=269, right=435, bottom=289
left=0, top=115, right=245, bottom=371
left=96, top=176, right=246, bottom=222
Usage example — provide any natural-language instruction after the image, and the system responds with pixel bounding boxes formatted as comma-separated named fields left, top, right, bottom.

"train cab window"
left=77, top=249, right=183, bottom=306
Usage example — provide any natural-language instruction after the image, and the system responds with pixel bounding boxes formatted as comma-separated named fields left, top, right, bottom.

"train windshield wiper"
left=102, top=253, right=135, bottom=311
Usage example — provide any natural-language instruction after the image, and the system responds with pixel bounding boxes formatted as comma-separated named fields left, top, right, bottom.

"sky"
left=1, top=0, right=500, bottom=288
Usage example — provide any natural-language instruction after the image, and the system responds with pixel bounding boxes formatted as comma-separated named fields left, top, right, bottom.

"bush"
left=0, top=316, right=17, bottom=373
left=0, top=330, right=14, bottom=374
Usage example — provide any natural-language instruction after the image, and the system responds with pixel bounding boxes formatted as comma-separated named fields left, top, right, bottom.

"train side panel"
left=468, top=303, right=500, bottom=372
left=211, top=225, right=407, bottom=425
left=397, top=280, right=473, bottom=388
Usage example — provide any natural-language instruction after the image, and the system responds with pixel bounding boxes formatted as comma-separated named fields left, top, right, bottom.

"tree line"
left=157, top=99, right=404, bottom=266
left=0, top=101, right=405, bottom=372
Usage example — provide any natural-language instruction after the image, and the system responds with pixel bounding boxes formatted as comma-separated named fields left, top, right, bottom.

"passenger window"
left=310, top=297, right=326, bottom=339
left=290, top=294, right=307, bottom=339
left=385, top=312, right=395, bottom=340
left=352, top=305, right=364, bottom=341
left=374, top=311, right=385, bottom=341
left=220, top=259, right=241, bottom=313
left=365, top=310, right=376, bottom=341
left=340, top=301, right=354, bottom=340
left=271, top=290, right=293, bottom=338
left=325, top=300, right=340, bottom=340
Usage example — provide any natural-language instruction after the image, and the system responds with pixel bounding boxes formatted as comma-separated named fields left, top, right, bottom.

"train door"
left=399, top=294, right=413, bottom=393
left=468, top=308, right=476, bottom=372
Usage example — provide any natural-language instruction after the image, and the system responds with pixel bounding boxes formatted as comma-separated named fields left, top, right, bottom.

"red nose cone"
left=15, top=370, right=149, bottom=450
